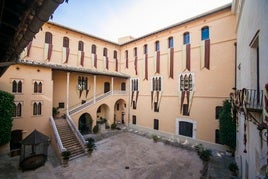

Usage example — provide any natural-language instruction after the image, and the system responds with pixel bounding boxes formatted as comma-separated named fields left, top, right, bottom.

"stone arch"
left=114, top=99, right=127, bottom=124
left=78, top=113, right=93, bottom=135
left=96, top=104, right=110, bottom=123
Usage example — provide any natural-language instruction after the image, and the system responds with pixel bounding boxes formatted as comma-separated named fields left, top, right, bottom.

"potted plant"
left=228, top=162, right=238, bottom=177
left=152, top=135, right=158, bottom=143
left=86, top=137, right=96, bottom=156
left=61, top=150, right=71, bottom=167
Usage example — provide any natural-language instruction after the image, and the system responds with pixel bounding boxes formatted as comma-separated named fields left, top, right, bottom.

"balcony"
left=245, top=89, right=263, bottom=112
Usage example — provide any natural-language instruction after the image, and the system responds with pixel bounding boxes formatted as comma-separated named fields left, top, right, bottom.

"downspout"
left=234, top=42, right=237, bottom=89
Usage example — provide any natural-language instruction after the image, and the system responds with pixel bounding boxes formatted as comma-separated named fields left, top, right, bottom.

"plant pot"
left=62, top=159, right=69, bottom=167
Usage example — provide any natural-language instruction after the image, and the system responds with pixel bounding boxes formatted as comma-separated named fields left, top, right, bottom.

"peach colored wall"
left=121, top=8, right=236, bottom=142
left=0, top=6, right=235, bottom=144
left=0, top=64, right=53, bottom=138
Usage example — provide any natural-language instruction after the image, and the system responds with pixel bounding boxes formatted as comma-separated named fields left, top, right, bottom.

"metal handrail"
left=246, top=89, right=263, bottom=110
left=69, top=91, right=113, bottom=115
left=49, top=116, right=66, bottom=152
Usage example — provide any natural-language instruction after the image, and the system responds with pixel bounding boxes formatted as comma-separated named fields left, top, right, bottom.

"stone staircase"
left=54, top=118, right=86, bottom=159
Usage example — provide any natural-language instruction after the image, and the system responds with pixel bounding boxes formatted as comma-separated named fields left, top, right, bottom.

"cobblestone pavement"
left=0, top=132, right=203, bottom=179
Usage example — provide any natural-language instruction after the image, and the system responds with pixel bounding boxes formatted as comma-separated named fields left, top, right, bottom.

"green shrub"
left=195, top=144, right=212, bottom=161
left=111, top=123, right=117, bottom=130
left=86, top=137, right=96, bottom=152
left=0, top=90, right=14, bottom=145
left=93, top=125, right=99, bottom=134
left=219, top=100, right=236, bottom=152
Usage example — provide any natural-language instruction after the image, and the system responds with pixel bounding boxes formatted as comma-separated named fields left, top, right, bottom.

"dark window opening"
left=183, top=104, right=189, bottom=116
left=58, top=102, right=65, bottom=108
left=154, top=119, right=159, bottom=130
left=179, top=121, right=193, bottom=137
left=215, top=106, right=222, bottom=119
left=132, top=115, right=136, bottom=124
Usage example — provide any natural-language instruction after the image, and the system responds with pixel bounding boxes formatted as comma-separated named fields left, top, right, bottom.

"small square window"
left=58, top=102, right=65, bottom=108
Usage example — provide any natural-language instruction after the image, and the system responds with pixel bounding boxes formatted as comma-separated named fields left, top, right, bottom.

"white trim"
left=176, top=118, right=197, bottom=139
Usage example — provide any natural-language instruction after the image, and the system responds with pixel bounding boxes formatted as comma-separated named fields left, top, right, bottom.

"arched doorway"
left=78, top=113, right=93, bottom=135
left=114, top=99, right=127, bottom=124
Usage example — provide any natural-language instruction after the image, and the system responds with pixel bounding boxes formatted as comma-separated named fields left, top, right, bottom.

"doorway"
left=104, top=82, right=110, bottom=93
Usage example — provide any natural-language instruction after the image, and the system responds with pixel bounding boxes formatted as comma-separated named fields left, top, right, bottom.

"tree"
left=0, top=90, right=14, bottom=145
left=219, top=100, right=236, bottom=152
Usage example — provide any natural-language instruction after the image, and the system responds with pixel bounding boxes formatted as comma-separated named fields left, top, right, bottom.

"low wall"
left=128, top=124, right=229, bottom=152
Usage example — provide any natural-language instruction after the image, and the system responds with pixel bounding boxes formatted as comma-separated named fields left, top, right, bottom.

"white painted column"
left=111, top=77, right=114, bottom=95
left=66, top=72, right=70, bottom=113
left=94, top=75, right=96, bottom=103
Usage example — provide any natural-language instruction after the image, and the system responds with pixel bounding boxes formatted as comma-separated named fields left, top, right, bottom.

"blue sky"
left=51, top=0, right=232, bottom=43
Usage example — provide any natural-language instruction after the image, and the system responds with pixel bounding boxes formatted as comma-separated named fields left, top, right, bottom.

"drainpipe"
left=66, top=72, right=70, bottom=113
left=234, top=42, right=237, bottom=89
left=94, top=75, right=96, bottom=103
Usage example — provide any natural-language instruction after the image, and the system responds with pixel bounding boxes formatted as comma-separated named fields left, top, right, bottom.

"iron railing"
left=246, top=89, right=263, bottom=111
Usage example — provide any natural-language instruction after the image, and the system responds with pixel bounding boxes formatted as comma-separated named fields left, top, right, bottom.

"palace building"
left=0, top=4, right=236, bottom=156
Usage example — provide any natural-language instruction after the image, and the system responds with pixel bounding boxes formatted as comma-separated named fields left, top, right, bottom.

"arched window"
left=183, top=32, right=190, bottom=45
left=17, top=103, right=21, bottom=117
left=45, top=32, right=52, bottom=44
left=63, top=37, right=69, bottom=48
left=37, top=102, right=42, bottom=115
left=78, top=41, right=84, bottom=51
left=12, top=80, right=17, bottom=93
left=38, top=82, right=42, bottom=93
left=34, top=81, right=38, bottom=93
left=168, top=37, right=173, bottom=48
left=201, top=26, right=209, bottom=40
left=91, top=44, right=96, bottom=54
left=155, top=41, right=160, bottom=51
left=17, top=81, right=22, bottom=93
left=33, top=102, right=37, bottom=115
left=13, top=103, right=17, bottom=117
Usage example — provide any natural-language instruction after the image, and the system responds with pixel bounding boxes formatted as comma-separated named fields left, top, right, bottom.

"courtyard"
left=0, top=132, right=205, bottom=179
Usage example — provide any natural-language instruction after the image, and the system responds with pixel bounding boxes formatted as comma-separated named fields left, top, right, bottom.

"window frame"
left=201, top=26, right=209, bottom=40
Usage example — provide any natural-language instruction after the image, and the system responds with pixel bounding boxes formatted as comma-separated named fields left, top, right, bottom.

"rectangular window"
left=144, top=44, right=148, bottom=54
left=132, top=115, right=136, bottom=124
left=183, top=104, right=189, bottom=116
left=168, top=37, right=173, bottom=48
left=155, top=41, right=160, bottom=51
left=183, top=32, right=190, bottom=45
left=215, top=106, right=222, bottom=119
left=154, top=119, right=159, bottom=130
left=125, top=50, right=128, bottom=68
left=201, top=26, right=209, bottom=40
left=215, top=129, right=221, bottom=144
left=58, top=102, right=65, bottom=108
left=154, top=102, right=159, bottom=112
left=132, top=101, right=136, bottom=110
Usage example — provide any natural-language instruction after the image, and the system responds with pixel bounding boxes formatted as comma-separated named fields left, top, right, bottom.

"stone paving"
left=0, top=132, right=203, bottom=179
